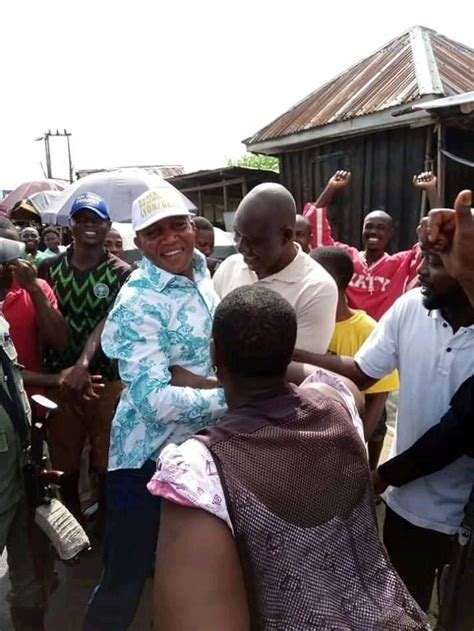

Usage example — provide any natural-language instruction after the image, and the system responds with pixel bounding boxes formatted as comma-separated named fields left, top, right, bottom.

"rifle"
left=23, top=394, right=91, bottom=562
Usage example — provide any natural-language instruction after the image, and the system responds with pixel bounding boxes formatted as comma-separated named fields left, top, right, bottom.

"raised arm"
left=10, top=260, right=68, bottom=352
left=303, top=171, right=352, bottom=248
left=314, top=170, right=352, bottom=209
left=413, top=171, right=441, bottom=209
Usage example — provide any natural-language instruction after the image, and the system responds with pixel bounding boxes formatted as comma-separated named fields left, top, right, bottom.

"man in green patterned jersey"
left=38, top=193, right=130, bottom=522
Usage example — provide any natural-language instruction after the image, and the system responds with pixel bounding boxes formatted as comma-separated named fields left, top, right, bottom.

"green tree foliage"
left=227, top=153, right=280, bottom=173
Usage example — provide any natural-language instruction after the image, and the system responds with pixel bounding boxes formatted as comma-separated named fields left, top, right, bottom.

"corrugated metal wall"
left=445, top=126, right=474, bottom=207
left=280, top=126, right=430, bottom=251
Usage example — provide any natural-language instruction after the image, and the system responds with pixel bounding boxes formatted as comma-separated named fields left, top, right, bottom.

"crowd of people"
left=0, top=169, right=473, bottom=631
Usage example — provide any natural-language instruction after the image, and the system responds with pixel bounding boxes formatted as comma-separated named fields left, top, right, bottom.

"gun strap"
left=0, top=345, right=28, bottom=446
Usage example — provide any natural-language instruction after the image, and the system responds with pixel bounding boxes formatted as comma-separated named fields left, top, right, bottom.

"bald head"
left=236, top=183, right=296, bottom=229
left=364, top=210, right=393, bottom=226
left=233, top=183, right=298, bottom=279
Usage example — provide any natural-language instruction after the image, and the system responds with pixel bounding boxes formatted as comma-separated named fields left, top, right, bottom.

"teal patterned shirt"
left=102, top=251, right=227, bottom=470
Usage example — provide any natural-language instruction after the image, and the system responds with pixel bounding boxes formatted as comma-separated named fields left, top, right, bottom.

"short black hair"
left=212, top=285, right=297, bottom=378
left=311, top=246, right=354, bottom=291
left=42, top=226, right=60, bottom=237
left=193, top=216, right=214, bottom=231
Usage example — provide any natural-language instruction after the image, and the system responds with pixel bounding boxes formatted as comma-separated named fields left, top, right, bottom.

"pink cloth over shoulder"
left=301, top=367, right=365, bottom=443
left=147, top=439, right=234, bottom=533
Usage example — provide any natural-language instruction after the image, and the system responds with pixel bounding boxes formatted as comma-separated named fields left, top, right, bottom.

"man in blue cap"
left=38, top=192, right=130, bottom=525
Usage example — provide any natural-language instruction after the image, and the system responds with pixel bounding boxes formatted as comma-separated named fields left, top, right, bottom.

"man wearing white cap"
left=84, top=187, right=226, bottom=631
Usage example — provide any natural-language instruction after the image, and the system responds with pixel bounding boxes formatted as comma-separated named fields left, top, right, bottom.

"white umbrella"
left=42, top=168, right=196, bottom=226
left=28, top=190, right=65, bottom=215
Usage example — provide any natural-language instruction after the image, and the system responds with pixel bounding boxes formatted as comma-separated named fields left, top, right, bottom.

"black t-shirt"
left=379, top=375, right=474, bottom=487
left=38, top=248, right=131, bottom=380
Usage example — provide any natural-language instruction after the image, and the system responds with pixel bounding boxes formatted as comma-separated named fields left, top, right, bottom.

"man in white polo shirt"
left=213, top=183, right=337, bottom=354
left=292, top=228, right=474, bottom=611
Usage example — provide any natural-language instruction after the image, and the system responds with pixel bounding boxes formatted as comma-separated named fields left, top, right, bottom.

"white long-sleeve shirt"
left=103, top=251, right=226, bottom=471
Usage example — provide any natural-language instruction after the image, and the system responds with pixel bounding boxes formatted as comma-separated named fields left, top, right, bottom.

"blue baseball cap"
left=69, top=192, right=111, bottom=221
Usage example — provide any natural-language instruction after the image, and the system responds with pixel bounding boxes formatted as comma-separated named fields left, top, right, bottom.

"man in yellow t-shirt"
left=312, top=247, right=399, bottom=468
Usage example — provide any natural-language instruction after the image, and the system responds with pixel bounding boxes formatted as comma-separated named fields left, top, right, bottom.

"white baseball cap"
left=132, top=187, right=190, bottom=233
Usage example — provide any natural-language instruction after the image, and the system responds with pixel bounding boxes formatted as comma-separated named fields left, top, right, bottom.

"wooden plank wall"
left=280, top=126, right=430, bottom=251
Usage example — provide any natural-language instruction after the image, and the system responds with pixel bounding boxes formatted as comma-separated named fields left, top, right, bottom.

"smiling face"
left=233, top=207, right=294, bottom=279
left=70, top=209, right=111, bottom=248
left=20, top=227, right=40, bottom=254
left=134, top=215, right=195, bottom=277
left=105, top=229, right=124, bottom=258
left=362, top=211, right=393, bottom=254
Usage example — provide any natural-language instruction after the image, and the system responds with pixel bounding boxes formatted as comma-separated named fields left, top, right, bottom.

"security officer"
left=0, top=313, right=51, bottom=631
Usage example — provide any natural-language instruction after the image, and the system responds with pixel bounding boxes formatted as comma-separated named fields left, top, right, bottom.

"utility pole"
left=35, top=129, right=74, bottom=182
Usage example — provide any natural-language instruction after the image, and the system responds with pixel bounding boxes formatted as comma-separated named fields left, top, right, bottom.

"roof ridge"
left=409, top=26, right=444, bottom=96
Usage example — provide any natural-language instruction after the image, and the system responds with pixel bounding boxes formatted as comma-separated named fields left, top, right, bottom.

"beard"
left=421, top=286, right=470, bottom=312
left=421, top=292, right=443, bottom=310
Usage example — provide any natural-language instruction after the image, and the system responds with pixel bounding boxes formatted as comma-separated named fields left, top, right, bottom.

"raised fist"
left=328, top=170, right=351, bottom=190
left=413, top=171, right=437, bottom=190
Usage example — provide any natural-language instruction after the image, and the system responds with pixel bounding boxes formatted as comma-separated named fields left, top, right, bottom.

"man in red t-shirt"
left=0, top=218, right=67, bottom=398
left=303, top=171, right=441, bottom=320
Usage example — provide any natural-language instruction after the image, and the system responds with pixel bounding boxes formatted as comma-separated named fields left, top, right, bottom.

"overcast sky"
left=1, top=0, right=472, bottom=188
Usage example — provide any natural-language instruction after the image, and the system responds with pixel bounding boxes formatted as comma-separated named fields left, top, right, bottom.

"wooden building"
left=245, top=26, right=474, bottom=250
left=169, top=166, right=279, bottom=229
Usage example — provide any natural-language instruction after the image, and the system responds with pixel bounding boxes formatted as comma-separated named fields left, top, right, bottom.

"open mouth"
left=367, top=237, right=380, bottom=244
left=84, top=231, right=98, bottom=237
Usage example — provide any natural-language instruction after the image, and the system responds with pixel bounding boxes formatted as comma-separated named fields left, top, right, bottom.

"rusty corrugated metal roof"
left=76, top=165, right=185, bottom=180
left=430, top=32, right=474, bottom=95
left=246, top=26, right=474, bottom=146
